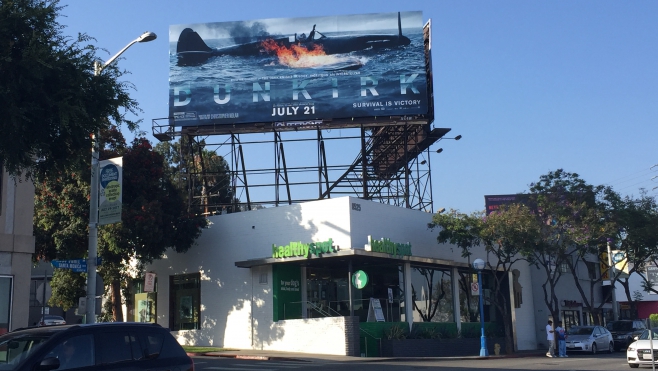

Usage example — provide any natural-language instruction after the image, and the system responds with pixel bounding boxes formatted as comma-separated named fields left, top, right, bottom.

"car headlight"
left=628, top=346, right=635, bottom=351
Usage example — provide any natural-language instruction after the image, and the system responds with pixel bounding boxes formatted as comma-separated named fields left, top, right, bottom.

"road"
left=193, top=351, right=636, bottom=371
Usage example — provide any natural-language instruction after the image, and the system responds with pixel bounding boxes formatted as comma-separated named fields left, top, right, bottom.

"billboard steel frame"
left=153, top=119, right=449, bottom=214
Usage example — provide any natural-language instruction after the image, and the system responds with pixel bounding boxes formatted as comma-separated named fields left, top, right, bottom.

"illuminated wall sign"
left=364, top=236, right=412, bottom=257
left=272, top=238, right=337, bottom=259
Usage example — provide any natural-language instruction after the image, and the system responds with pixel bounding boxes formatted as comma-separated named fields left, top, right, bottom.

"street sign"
left=612, top=251, right=626, bottom=264
left=471, top=282, right=479, bottom=296
left=51, top=258, right=102, bottom=273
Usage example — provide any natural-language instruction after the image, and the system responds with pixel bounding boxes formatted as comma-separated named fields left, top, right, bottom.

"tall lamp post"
left=473, top=258, right=488, bottom=356
left=86, top=31, right=157, bottom=324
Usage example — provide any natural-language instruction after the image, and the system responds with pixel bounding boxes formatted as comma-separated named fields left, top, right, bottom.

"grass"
left=182, top=346, right=233, bottom=353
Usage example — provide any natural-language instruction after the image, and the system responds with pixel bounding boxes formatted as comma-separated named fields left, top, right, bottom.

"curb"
left=188, top=351, right=545, bottom=362
left=190, top=352, right=309, bottom=362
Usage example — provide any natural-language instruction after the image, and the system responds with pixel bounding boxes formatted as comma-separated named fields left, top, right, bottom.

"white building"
left=143, top=197, right=539, bottom=356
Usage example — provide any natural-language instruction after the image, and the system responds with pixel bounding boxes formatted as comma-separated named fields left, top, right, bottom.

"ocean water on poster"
left=168, top=30, right=428, bottom=125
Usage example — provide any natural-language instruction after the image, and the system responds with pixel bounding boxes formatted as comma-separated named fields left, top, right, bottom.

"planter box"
left=380, top=337, right=506, bottom=357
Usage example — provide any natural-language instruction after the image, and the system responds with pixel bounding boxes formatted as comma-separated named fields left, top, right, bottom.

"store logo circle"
left=352, top=270, right=368, bottom=289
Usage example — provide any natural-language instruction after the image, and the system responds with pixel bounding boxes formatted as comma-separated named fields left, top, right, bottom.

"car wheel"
left=629, top=363, right=639, bottom=368
left=591, top=343, right=597, bottom=354
left=608, top=342, right=614, bottom=353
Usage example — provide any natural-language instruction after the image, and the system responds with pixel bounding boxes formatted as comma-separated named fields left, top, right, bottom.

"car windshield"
left=607, top=322, right=633, bottom=331
left=566, top=327, right=593, bottom=336
left=0, top=333, right=52, bottom=371
left=639, top=330, right=658, bottom=340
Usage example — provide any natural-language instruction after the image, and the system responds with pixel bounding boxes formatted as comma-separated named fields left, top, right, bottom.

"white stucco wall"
left=147, top=196, right=539, bottom=353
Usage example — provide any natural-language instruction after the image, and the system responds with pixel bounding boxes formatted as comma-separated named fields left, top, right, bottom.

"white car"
left=565, top=325, right=614, bottom=354
left=627, top=328, right=658, bottom=368
left=38, top=315, right=66, bottom=326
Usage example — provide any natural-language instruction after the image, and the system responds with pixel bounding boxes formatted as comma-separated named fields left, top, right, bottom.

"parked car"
left=564, top=325, right=614, bottom=354
left=0, top=322, right=194, bottom=371
left=607, top=320, right=646, bottom=351
left=627, top=327, right=658, bottom=368
left=37, top=315, right=66, bottom=327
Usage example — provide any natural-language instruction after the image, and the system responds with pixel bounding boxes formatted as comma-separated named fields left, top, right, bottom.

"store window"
left=586, top=261, right=597, bottom=280
left=169, top=273, right=200, bottom=330
left=409, top=265, right=453, bottom=322
left=305, top=262, right=404, bottom=322
left=0, top=276, right=13, bottom=335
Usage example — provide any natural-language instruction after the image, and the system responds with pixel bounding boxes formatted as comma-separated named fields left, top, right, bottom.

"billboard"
left=484, top=194, right=531, bottom=215
left=169, top=12, right=429, bottom=131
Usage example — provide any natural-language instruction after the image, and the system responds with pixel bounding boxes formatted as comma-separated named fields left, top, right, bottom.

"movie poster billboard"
left=169, top=11, right=428, bottom=129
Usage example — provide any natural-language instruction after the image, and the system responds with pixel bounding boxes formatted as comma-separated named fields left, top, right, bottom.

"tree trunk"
left=111, top=279, right=124, bottom=322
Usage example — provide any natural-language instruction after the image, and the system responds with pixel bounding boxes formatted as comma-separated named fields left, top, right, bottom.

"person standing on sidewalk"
left=546, top=320, right=555, bottom=357
left=556, top=321, right=567, bottom=357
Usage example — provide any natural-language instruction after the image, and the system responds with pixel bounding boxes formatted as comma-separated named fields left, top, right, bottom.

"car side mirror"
left=36, top=356, right=60, bottom=371
left=634, top=336, right=639, bottom=341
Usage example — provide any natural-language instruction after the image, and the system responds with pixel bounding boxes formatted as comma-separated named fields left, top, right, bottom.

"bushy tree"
left=155, top=138, right=235, bottom=215
left=527, top=170, right=611, bottom=325
left=430, top=204, right=540, bottom=353
left=0, top=0, right=140, bottom=178
left=604, top=189, right=658, bottom=318
left=35, top=129, right=208, bottom=318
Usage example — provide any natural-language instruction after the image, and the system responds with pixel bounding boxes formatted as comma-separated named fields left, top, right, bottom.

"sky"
left=57, top=0, right=658, bottom=214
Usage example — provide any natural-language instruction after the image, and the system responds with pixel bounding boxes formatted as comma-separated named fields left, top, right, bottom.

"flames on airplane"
left=260, top=39, right=361, bottom=69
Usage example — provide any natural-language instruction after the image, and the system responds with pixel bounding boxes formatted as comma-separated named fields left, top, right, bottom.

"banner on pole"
left=98, top=157, right=123, bottom=226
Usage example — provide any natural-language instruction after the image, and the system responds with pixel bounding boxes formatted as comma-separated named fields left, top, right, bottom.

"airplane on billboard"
left=175, top=12, right=412, bottom=67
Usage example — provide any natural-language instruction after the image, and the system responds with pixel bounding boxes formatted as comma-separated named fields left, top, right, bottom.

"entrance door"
left=562, top=310, right=579, bottom=330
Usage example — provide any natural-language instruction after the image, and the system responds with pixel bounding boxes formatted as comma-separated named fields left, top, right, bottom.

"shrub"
left=650, top=314, right=658, bottom=327
left=385, top=324, right=407, bottom=340
left=409, top=323, right=459, bottom=339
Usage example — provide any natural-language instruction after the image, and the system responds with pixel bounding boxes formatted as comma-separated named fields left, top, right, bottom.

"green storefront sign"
left=366, top=236, right=412, bottom=257
left=272, top=238, right=337, bottom=259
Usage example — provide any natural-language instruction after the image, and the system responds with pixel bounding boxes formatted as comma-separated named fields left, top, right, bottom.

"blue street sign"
left=51, top=258, right=102, bottom=272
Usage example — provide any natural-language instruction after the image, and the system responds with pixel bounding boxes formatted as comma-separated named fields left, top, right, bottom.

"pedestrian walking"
left=546, top=320, right=555, bottom=357
left=556, top=321, right=567, bottom=357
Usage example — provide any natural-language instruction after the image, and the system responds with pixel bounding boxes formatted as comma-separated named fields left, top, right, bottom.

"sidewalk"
left=191, top=349, right=547, bottom=363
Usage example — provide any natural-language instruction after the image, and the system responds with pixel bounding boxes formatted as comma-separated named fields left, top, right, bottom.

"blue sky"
left=58, top=0, right=658, bottom=214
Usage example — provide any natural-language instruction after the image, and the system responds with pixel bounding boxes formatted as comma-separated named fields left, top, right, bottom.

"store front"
left=145, top=196, right=537, bottom=355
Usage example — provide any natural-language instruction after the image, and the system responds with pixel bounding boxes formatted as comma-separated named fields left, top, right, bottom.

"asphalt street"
left=192, top=351, right=633, bottom=371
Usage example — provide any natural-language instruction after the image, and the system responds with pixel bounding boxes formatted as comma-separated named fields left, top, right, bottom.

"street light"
left=473, top=258, right=489, bottom=357
left=86, top=31, right=156, bottom=324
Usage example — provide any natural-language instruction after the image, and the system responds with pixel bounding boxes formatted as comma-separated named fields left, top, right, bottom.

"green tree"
left=604, top=189, right=658, bottom=318
left=34, top=129, right=208, bottom=318
left=0, top=0, right=140, bottom=178
left=430, top=203, right=540, bottom=354
left=155, top=138, right=235, bottom=215
left=527, top=170, right=610, bottom=325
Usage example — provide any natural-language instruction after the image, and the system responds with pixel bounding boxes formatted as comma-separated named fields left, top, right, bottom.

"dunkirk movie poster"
left=168, top=11, right=428, bottom=128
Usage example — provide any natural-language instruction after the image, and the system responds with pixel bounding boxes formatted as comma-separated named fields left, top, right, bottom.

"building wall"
left=147, top=197, right=538, bottom=353
left=530, top=255, right=604, bottom=348
left=0, top=170, right=36, bottom=331
left=149, top=197, right=352, bottom=349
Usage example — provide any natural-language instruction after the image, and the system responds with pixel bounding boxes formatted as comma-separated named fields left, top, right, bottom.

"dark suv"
left=0, top=322, right=194, bottom=371
left=606, top=319, right=646, bottom=351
